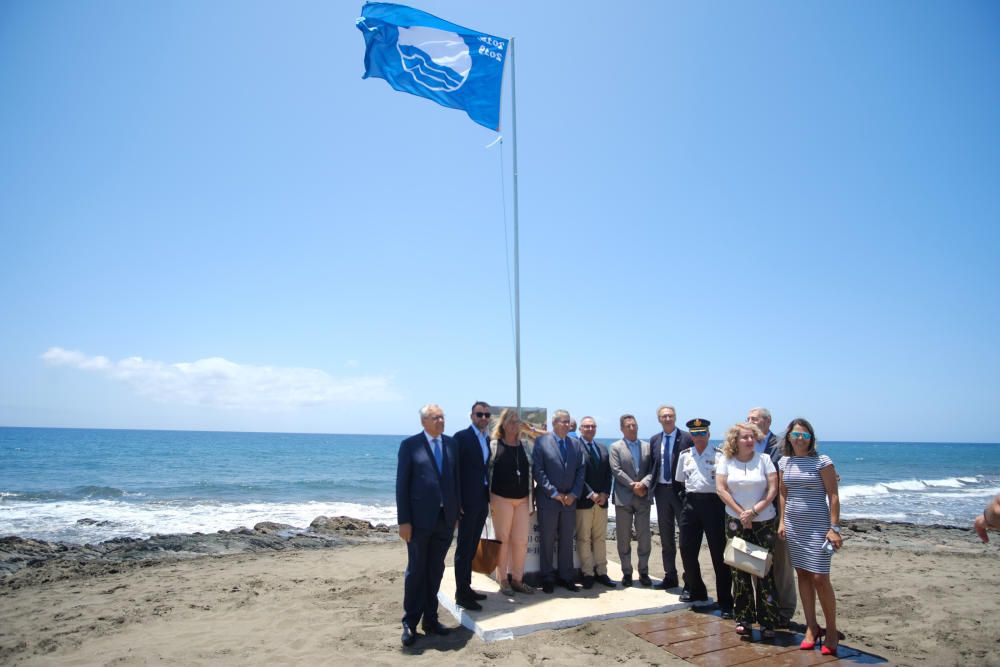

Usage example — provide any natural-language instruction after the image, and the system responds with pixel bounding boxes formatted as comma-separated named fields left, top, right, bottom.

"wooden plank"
left=737, top=645, right=862, bottom=666
left=625, top=611, right=720, bottom=635
left=642, top=621, right=723, bottom=647
left=667, top=630, right=748, bottom=658
left=688, top=641, right=802, bottom=667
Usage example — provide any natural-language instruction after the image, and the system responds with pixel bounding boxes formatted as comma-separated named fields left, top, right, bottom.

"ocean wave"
left=0, top=498, right=398, bottom=544
left=839, top=476, right=989, bottom=499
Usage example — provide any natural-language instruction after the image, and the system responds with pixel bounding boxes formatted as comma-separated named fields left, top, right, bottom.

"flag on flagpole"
left=356, top=3, right=509, bottom=130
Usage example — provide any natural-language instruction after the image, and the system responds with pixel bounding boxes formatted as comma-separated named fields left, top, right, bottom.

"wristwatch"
left=829, top=525, right=842, bottom=534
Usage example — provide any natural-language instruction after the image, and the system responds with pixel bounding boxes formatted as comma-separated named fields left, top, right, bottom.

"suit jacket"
left=650, top=429, right=694, bottom=498
left=577, top=439, right=612, bottom=510
left=454, top=425, right=491, bottom=514
left=395, top=432, right=460, bottom=532
left=763, top=431, right=783, bottom=467
left=610, top=438, right=654, bottom=507
left=532, top=433, right=585, bottom=507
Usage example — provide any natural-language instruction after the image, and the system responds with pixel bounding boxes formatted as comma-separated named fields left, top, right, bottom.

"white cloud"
left=41, top=347, right=398, bottom=410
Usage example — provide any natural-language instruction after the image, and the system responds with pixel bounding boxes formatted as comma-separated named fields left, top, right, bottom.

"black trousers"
left=453, top=490, right=489, bottom=595
left=402, top=509, right=453, bottom=630
left=679, top=493, right=733, bottom=612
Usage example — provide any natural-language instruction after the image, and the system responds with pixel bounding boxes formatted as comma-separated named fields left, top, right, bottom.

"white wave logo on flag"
left=396, top=26, right=471, bottom=92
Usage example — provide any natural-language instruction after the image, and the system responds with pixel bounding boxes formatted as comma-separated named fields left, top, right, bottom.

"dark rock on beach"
left=0, top=516, right=397, bottom=585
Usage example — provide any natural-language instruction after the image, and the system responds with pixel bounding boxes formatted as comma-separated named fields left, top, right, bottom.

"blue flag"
left=356, top=3, right=509, bottom=131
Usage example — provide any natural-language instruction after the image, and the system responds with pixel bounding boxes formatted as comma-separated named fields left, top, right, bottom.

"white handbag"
left=724, top=536, right=773, bottom=578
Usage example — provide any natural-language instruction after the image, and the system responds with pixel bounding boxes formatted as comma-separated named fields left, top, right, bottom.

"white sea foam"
left=0, top=499, right=397, bottom=544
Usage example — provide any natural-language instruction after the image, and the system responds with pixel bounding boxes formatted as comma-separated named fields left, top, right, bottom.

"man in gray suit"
left=532, top=409, right=586, bottom=593
left=609, top=414, right=655, bottom=587
left=748, top=406, right=795, bottom=627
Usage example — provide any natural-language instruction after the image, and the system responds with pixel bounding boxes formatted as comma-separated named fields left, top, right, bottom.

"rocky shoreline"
left=0, top=515, right=396, bottom=587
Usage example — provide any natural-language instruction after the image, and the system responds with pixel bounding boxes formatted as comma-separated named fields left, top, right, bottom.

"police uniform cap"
left=686, top=418, right=711, bottom=435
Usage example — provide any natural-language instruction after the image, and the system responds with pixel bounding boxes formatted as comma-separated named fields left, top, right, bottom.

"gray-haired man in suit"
left=610, top=414, right=655, bottom=587
left=532, top=409, right=586, bottom=593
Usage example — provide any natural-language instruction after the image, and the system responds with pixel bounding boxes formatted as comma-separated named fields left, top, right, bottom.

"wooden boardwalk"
left=626, top=611, right=894, bottom=666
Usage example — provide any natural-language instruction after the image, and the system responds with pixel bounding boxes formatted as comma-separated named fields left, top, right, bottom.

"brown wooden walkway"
left=625, top=610, right=894, bottom=666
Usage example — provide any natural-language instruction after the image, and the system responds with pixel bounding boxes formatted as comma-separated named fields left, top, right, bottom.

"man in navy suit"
left=396, top=404, right=460, bottom=647
left=452, top=400, right=492, bottom=610
left=650, top=405, right=693, bottom=590
left=532, top=409, right=585, bottom=593
left=575, top=416, right=615, bottom=589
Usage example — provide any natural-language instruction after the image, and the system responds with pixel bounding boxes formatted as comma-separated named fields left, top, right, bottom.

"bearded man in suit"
left=610, top=414, right=655, bottom=587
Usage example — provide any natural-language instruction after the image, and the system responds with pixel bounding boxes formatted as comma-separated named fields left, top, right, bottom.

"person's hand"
left=777, top=522, right=785, bottom=539
left=827, top=529, right=843, bottom=550
left=564, top=494, right=577, bottom=506
left=974, top=514, right=990, bottom=543
left=398, top=523, right=412, bottom=543
left=740, top=515, right=753, bottom=529
left=597, top=493, right=608, bottom=507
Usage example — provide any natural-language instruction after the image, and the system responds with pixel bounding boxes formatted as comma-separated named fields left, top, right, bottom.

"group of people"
left=395, top=402, right=844, bottom=655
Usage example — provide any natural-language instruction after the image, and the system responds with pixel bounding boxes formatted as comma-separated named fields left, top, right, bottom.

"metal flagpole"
left=510, top=37, right=521, bottom=418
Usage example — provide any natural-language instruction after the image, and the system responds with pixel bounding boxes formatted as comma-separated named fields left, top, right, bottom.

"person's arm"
left=974, top=492, right=1000, bottom=543
left=715, top=471, right=750, bottom=528
left=396, top=440, right=412, bottom=543
left=819, top=463, right=842, bottom=549
left=609, top=444, right=633, bottom=489
left=777, top=470, right=787, bottom=539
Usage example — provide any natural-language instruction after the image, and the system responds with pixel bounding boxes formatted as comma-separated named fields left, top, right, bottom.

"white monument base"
left=437, top=558, right=696, bottom=642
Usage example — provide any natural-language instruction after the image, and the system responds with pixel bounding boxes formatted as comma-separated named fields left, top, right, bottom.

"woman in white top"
left=716, top=422, right=779, bottom=639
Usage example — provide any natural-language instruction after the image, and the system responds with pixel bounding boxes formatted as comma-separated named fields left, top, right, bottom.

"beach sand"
left=1, top=520, right=997, bottom=666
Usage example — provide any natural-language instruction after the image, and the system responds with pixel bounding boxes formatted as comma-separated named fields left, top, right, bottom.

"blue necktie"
left=558, top=437, right=567, bottom=463
left=588, top=441, right=600, bottom=466
left=432, top=437, right=443, bottom=474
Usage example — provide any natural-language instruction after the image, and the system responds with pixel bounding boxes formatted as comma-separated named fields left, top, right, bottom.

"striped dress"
left=779, top=454, right=834, bottom=574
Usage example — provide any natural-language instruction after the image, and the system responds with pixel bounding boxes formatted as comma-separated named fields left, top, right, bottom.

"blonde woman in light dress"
left=716, top=421, right=779, bottom=640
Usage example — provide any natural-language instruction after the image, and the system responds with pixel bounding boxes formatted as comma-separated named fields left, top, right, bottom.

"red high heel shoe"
left=799, top=626, right=824, bottom=650
left=821, top=643, right=839, bottom=656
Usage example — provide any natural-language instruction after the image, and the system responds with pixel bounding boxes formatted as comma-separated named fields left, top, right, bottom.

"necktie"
left=662, top=434, right=671, bottom=482
left=588, top=441, right=600, bottom=466
left=432, top=437, right=443, bottom=474
left=558, top=438, right=567, bottom=463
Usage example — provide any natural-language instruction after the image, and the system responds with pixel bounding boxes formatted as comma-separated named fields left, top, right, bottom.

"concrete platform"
left=438, top=559, right=702, bottom=641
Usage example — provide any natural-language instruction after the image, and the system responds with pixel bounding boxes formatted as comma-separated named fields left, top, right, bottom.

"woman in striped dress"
left=777, top=418, right=843, bottom=656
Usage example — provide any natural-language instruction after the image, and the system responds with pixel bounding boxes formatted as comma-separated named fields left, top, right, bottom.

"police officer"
left=675, top=418, right=734, bottom=618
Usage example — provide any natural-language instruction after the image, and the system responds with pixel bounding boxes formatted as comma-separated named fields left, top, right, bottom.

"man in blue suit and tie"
left=452, top=400, right=492, bottom=611
left=532, top=409, right=586, bottom=593
left=396, top=404, right=460, bottom=647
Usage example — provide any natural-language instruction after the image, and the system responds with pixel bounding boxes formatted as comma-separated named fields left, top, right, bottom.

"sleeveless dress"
left=779, top=454, right=834, bottom=574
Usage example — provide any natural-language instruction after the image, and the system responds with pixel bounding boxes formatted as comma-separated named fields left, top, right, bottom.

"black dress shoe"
left=401, top=623, right=417, bottom=647
left=679, top=590, right=708, bottom=602
left=582, top=575, right=595, bottom=589
left=542, top=581, right=554, bottom=594
left=656, top=576, right=679, bottom=590
left=595, top=574, right=617, bottom=588
left=621, top=574, right=633, bottom=587
left=421, top=621, right=451, bottom=636
left=559, top=579, right=579, bottom=592
left=455, top=594, right=482, bottom=611
left=639, top=574, right=652, bottom=586
left=470, top=590, right=487, bottom=600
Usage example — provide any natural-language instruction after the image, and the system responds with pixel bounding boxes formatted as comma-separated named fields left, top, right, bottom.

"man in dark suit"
left=396, top=404, right=460, bottom=647
left=748, top=406, right=795, bottom=627
left=532, top=409, right=586, bottom=593
left=650, top=405, right=692, bottom=590
left=452, top=400, right=492, bottom=610
left=575, top=416, right=615, bottom=589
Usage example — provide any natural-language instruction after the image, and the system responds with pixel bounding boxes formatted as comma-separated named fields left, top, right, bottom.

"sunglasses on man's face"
left=475, top=411, right=492, bottom=418
left=790, top=431, right=812, bottom=440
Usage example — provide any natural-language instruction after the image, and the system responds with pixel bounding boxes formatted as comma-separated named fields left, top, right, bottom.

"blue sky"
left=1, top=1, right=997, bottom=442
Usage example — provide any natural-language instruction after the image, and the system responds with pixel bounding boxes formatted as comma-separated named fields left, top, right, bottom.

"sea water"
left=1, top=427, right=998, bottom=544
